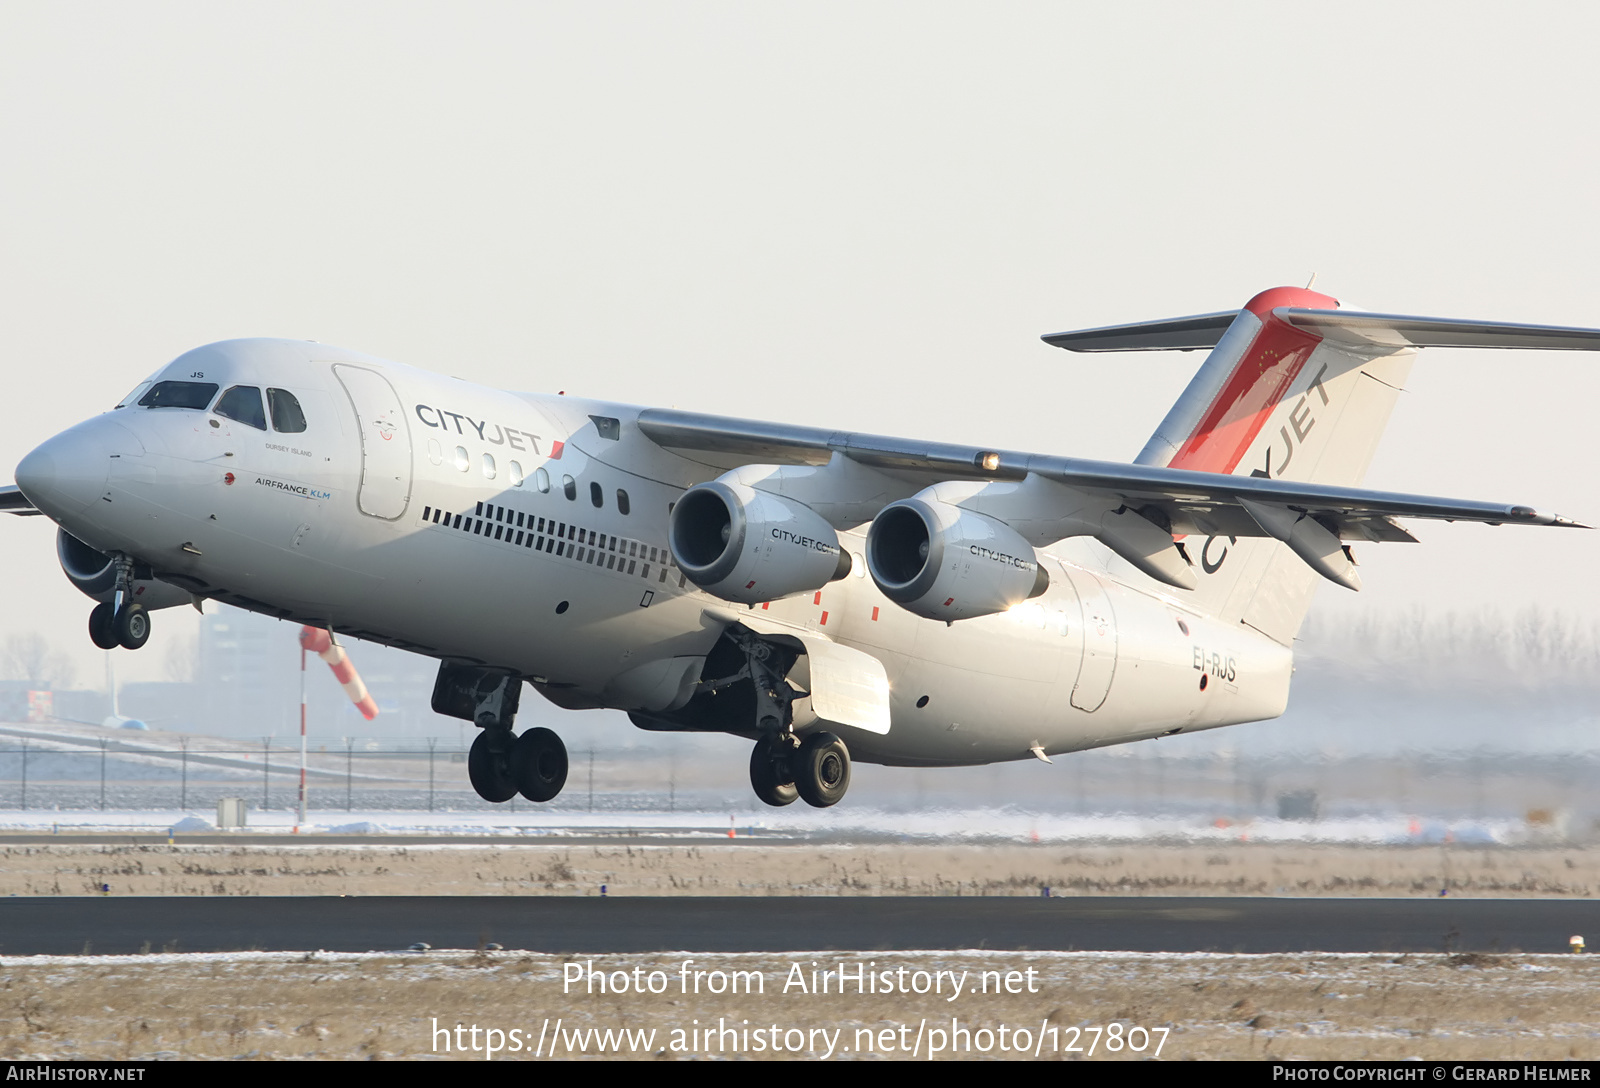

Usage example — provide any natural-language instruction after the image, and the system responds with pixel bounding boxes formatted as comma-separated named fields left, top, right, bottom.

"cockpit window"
left=267, top=388, right=307, bottom=433
left=137, top=381, right=218, bottom=410
left=114, top=382, right=152, bottom=410
left=215, top=386, right=267, bottom=430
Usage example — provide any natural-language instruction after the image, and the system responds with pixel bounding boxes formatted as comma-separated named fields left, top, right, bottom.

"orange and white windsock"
left=299, top=626, right=379, bottom=721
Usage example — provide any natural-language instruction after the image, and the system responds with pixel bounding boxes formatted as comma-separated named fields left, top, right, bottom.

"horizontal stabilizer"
left=1279, top=309, right=1600, bottom=352
left=1044, top=306, right=1600, bottom=355
left=1041, top=311, right=1237, bottom=352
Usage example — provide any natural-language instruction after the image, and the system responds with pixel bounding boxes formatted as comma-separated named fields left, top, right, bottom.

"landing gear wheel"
left=794, top=731, right=850, bottom=808
left=511, top=727, right=568, bottom=802
left=89, top=603, right=118, bottom=650
left=114, top=603, right=150, bottom=650
left=468, top=730, right=518, bottom=803
left=749, top=734, right=799, bottom=807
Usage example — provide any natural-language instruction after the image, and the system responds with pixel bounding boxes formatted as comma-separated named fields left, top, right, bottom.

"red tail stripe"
left=1168, top=287, right=1338, bottom=475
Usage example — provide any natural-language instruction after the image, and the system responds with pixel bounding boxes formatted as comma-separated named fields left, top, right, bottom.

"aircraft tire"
left=468, top=730, right=518, bottom=803
left=749, top=734, right=798, bottom=807
left=511, top=727, right=568, bottom=803
left=794, top=731, right=850, bottom=808
left=89, top=603, right=119, bottom=650
left=114, top=604, right=151, bottom=651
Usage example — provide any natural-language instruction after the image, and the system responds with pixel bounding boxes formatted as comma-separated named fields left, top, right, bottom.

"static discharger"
left=299, top=626, right=379, bottom=720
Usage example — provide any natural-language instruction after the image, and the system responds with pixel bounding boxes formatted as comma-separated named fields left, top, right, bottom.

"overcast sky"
left=3, top=2, right=1598, bottom=691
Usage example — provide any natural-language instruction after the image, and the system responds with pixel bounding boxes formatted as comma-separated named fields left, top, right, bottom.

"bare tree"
left=165, top=633, right=198, bottom=684
left=1, top=633, right=77, bottom=690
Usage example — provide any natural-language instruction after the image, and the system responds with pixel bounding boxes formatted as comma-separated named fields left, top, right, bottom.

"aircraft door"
left=1066, top=569, right=1118, bottom=712
left=333, top=364, right=412, bottom=520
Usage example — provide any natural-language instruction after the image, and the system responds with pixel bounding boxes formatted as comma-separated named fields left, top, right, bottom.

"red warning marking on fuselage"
left=813, top=591, right=822, bottom=605
left=943, top=597, right=954, bottom=607
left=871, top=606, right=879, bottom=621
left=1168, top=286, right=1336, bottom=475
left=820, top=611, right=829, bottom=625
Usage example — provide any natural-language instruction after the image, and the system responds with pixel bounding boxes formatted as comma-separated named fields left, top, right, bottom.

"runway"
left=0, top=896, right=1593, bottom=956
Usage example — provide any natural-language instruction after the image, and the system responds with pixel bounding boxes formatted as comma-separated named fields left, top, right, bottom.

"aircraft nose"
left=15, top=418, right=144, bottom=518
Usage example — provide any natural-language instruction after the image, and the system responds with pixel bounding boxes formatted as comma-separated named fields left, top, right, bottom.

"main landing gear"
left=695, top=624, right=854, bottom=809
left=468, top=726, right=569, bottom=804
left=749, top=731, right=852, bottom=809
left=88, top=556, right=151, bottom=651
left=434, top=664, right=571, bottom=805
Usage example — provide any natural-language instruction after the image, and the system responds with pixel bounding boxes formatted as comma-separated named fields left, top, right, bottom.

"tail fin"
left=1142, top=287, right=1414, bottom=644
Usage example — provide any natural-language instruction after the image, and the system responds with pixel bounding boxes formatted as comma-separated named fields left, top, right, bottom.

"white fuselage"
left=27, top=338, right=1293, bottom=766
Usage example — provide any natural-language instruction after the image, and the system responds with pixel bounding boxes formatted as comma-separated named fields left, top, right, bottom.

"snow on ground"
left=0, top=806, right=1521, bottom=844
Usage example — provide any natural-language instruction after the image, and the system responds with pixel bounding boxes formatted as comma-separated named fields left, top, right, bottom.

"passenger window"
left=482, top=453, right=497, bottom=480
left=535, top=468, right=551, bottom=493
left=617, top=489, right=630, bottom=515
left=427, top=439, right=443, bottom=466
left=138, top=381, right=218, bottom=410
left=509, top=461, right=524, bottom=487
left=562, top=475, right=576, bottom=501
left=454, top=446, right=470, bottom=471
left=215, top=386, right=267, bottom=430
left=266, top=388, right=308, bottom=433
left=590, top=482, right=603, bottom=508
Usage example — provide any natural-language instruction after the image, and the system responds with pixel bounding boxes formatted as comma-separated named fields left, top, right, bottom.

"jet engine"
left=56, top=529, right=194, bottom=611
left=866, top=497, right=1049, bottom=620
left=668, top=481, right=851, bottom=604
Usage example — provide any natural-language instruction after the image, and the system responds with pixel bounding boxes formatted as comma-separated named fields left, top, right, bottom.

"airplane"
left=2, top=284, right=1592, bottom=809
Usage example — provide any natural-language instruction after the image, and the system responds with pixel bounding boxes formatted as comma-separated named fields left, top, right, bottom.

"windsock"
left=299, top=626, right=378, bottom=720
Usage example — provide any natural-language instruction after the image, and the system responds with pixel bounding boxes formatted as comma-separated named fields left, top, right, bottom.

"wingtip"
left=1509, top=507, right=1590, bottom=529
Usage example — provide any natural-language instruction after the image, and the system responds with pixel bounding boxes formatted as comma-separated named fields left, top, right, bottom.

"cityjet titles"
left=414, top=404, right=542, bottom=455
left=771, top=528, right=838, bottom=554
left=969, top=544, right=1035, bottom=570
left=254, top=476, right=331, bottom=500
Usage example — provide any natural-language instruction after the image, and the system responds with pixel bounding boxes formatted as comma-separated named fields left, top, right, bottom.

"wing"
left=638, top=409, right=1581, bottom=531
left=0, top=485, right=40, bottom=516
left=637, top=408, right=1583, bottom=593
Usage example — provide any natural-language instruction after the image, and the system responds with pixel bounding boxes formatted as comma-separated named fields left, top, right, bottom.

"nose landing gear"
left=89, top=557, right=152, bottom=650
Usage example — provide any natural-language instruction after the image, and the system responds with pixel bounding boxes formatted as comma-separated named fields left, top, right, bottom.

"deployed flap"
left=796, top=635, right=892, bottom=735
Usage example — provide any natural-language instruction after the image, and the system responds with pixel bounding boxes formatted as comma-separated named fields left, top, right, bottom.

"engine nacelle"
left=669, top=481, right=851, bottom=604
left=866, top=497, right=1049, bottom=620
left=57, top=529, right=194, bottom=611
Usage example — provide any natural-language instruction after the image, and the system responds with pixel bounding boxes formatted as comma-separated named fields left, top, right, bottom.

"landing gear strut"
left=89, top=556, right=151, bottom=650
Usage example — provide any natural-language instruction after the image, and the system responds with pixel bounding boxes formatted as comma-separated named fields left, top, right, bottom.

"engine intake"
left=866, top=497, right=1048, bottom=620
left=57, top=529, right=194, bottom=611
left=669, top=481, right=850, bottom=604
